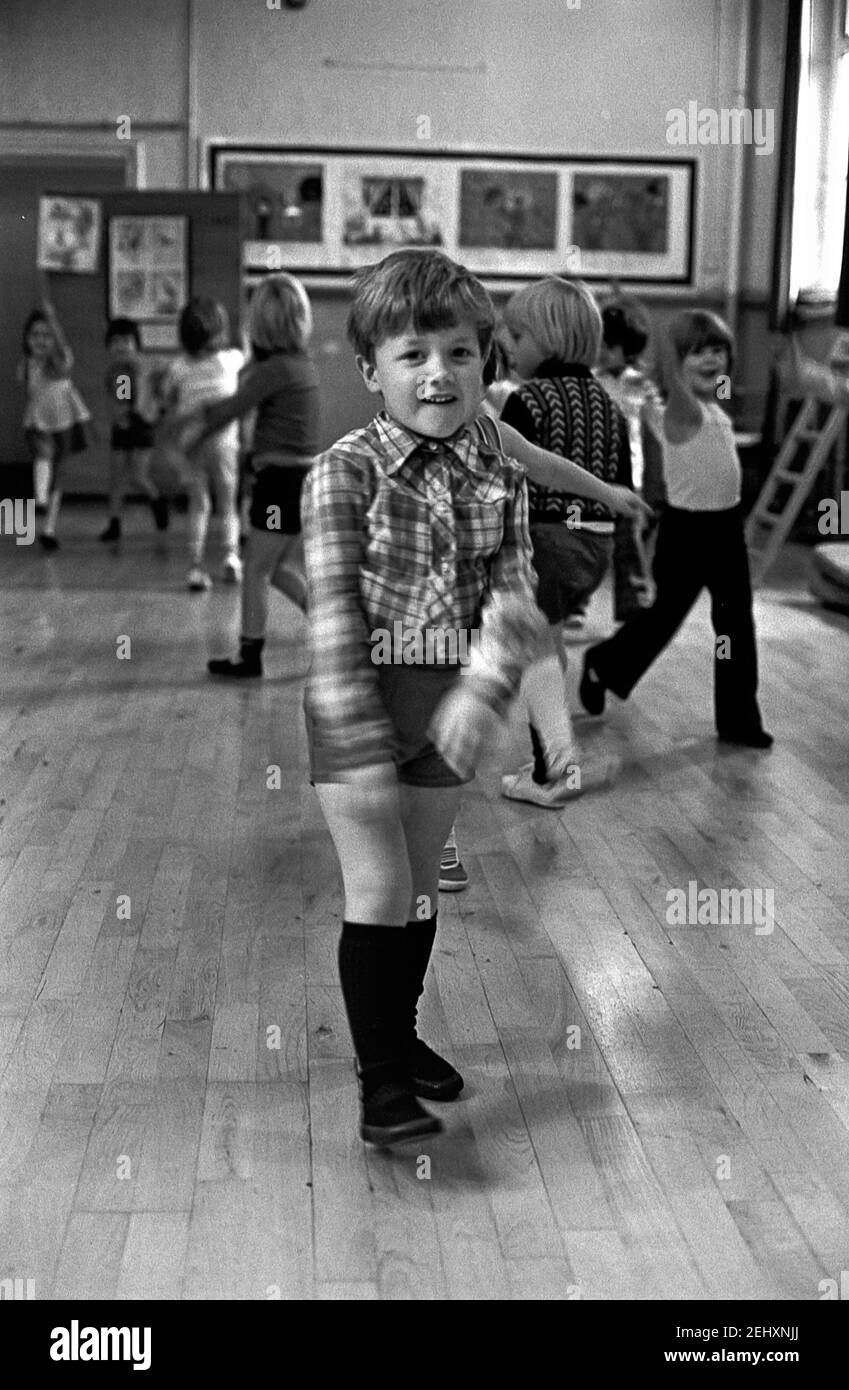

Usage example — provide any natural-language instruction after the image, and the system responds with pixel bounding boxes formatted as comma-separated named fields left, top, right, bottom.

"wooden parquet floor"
left=1, top=504, right=848, bottom=1300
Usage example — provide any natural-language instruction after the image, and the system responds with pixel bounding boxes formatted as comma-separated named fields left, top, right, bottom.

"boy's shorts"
left=306, top=664, right=470, bottom=788
left=530, top=524, right=613, bottom=625
left=249, top=461, right=311, bottom=536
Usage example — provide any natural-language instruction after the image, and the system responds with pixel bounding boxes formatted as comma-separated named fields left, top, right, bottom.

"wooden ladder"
left=745, top=398, right=848, bottom=587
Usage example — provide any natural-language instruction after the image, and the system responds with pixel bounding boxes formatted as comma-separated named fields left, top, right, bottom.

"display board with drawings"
left=209, top=146, right=695, bottom=286
left=109, top=216, right=189, bottom=347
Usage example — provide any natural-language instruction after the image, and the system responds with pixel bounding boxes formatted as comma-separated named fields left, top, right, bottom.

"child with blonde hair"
left=499, top=276, right=634, bottom=806
left=192, top=273, right=321, bottom=676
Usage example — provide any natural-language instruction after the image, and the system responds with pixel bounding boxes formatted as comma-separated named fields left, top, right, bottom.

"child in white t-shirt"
left=580, top=309, right=772, bottom=749
left=159, top=298, right=244, bottom=590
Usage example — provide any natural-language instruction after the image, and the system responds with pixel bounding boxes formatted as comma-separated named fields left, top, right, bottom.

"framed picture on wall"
left=108, top=215, right=189, bottom=328
left=208, top=146, right=695, bottom=284
left=37, top=195, right=102, bottom=273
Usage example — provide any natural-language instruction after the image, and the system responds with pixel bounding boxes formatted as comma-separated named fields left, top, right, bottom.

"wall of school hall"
left=1, top=0, right=788, bottom=470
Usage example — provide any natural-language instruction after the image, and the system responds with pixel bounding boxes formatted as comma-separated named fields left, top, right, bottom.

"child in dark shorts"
left=100, top=318, right=169, bottom=541
left=190, top=274, right=321, bottom=676
left=499, top=277, right=639, bottom=808
left=302, top=249, right=648, bottom=1148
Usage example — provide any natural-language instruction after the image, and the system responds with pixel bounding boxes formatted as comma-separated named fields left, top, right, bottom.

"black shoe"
left=360, top=1078, right=443, bottom=1147
left=579, top=651, right=606, bottom=715
left=39, top=534, right=59, bottom=552
left=408, top=1039, right=464, bottom=1101
left=100, top=518, right=121, bottom=542
left=207, top=656, right=263, bottom=678
left=718, top=729, right=774, bottom=750
left=151, top=497, right=169, bottom=531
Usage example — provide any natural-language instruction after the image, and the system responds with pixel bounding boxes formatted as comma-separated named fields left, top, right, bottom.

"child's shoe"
left=208, top=636, right=264, bottom=678
left=39, top=534, right=60, bottom=552
left=360, top=1073, right=443, bottom=1148
left=501, top=756, right=617, bottom=808
left=207, top=653, right=263, bottom=678
left=501, top=764, right=585, bottom=807
left=438, top=826, right=468, bottom=892
left=221, top=555, right=243, bottom=584
left=408, top=1039, right=464, bottom=1102
left=100, top=518, right=121, bottom=542
left=151, top=497, right=169, bottom=531
left=187, top=567, right=212, bottom=592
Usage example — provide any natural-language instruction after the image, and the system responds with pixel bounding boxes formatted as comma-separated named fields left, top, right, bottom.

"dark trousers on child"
left=587, top=504, right=766, bottom=738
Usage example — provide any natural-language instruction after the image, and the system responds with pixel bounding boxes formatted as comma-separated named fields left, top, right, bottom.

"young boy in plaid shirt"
left=302, top=249, right=648, bottom=1148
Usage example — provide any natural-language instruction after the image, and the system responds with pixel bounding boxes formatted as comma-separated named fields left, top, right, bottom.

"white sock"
left=34, top=459, right=51, bottom=507
left=43, top=489, right=62, bottom=537
left=523, top=654, right=576, bottom=779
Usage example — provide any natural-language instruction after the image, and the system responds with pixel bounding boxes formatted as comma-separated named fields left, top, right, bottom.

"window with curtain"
left=790, top=0, right=849, bottom=302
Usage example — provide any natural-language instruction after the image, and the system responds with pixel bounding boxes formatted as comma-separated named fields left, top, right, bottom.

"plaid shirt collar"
left=373, top=410, right=497, bottom=480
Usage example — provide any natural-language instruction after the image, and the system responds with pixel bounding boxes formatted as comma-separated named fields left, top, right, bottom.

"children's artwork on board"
left=458, top=169, right=558, bottom=251
left=209, top=146, right=694, bottom=284
left=108, top=216, right=188, bottom=322
left=37, top=196, right=102, bottom=273
left=215, top=157, right=324, bottom=242
left=572, top=173, right=669, bottom=254
left=341, top=174, right=443, bottom=249
left=563, top=161, right=693, bottom=281
left=112, top=270, right=147, bottom=316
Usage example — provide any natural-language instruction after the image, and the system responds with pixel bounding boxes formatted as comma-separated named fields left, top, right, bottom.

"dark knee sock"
left=240, top=635, right=265, bottom=656
left=338, top=920, right=409, bottom=1087
left=405, top=912, right=437, bottom=1026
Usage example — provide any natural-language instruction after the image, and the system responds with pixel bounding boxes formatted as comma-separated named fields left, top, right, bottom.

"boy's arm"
left=498, top=420, right=651, bottom=521
left=303, top=453, right=396, bottom=773
left=199, top=361, right=272, bottom=439
left=460, top=473, right=546, bottom=717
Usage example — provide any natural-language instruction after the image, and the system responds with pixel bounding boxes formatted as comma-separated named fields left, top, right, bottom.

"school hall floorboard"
left=1, top=503, right=848, bottom=1302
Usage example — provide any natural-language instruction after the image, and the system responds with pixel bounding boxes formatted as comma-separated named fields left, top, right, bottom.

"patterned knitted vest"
left=516, top=372, right=624, bottom=525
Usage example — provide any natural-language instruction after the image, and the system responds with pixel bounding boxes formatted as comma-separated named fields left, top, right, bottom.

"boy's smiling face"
left=357, top=320, right=485, bottom=439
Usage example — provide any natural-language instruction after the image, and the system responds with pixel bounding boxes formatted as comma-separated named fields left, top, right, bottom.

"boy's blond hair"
left=248, top=273, right=312, bottom=354
left=505, top=277, right=602, bottom=369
